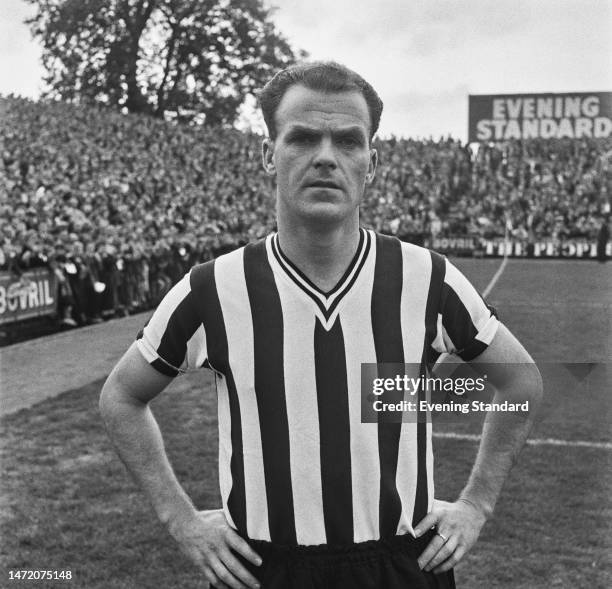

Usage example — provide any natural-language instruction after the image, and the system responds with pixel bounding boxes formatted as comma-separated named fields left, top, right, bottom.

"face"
left=262, top=85, right=377, bottom=227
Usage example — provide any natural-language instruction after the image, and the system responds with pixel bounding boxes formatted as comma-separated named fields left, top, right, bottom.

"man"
left=597, top=215, right=609, bottom=262
left=100, top=61, right=542, bottom=588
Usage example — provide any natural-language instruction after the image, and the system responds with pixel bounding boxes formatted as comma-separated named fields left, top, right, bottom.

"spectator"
left=1, top=95, right=611, bottom=326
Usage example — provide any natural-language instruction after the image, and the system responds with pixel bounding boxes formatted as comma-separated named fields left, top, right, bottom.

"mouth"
left=307, top=180, right=341, bottom=189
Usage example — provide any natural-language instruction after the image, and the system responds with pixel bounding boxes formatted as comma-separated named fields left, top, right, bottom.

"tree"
left=26, top=0, right=306, bottom=125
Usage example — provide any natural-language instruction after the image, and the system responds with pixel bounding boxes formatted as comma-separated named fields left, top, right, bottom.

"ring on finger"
left=435, top=531, right=448, bottom=543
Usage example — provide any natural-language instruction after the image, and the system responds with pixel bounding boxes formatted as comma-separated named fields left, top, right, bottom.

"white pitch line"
left=481, top=223, right=511, bottom=298
left=482, top=255, right=508, bottom=298
left=433, top=431, right=612, bottom=450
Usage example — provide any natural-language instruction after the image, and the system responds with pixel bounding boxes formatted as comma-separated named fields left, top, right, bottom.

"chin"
left=278, top=190, right=360, bottom=226
left=298, top=202, right=356, bottom=225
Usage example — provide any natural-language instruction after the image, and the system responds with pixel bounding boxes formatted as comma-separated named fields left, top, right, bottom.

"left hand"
left=414, top=498, right=487, bottom=574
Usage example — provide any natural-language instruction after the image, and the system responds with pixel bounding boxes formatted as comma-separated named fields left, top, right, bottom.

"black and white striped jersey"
left=136, top=229, right=499, bottom=546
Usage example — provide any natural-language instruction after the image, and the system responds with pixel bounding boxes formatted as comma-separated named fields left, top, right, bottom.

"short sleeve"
left=431, top=259, right=499, bottom=361
left=136, top=272, right=207, bottom=376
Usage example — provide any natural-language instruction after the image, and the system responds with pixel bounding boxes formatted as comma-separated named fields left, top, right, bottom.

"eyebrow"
left=284, top=125, right=368, bottom=140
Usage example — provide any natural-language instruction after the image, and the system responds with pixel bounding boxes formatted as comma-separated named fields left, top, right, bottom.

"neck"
left=276, top=214, right=361, bottom=293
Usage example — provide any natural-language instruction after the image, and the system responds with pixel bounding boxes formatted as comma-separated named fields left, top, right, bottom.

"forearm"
left=99, top=384, right=195, bottom=526
left=460, top=366, right=543, bottom=517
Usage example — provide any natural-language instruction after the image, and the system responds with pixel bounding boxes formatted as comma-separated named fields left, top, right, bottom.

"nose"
left=313, top=137, right=337, bottom=170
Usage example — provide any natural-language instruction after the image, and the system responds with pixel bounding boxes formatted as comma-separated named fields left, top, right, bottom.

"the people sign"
left=468, top=92, right=612, bottom=142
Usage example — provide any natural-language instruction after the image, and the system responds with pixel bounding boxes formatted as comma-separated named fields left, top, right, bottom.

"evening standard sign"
left=469, top=92, right=612, bottom=142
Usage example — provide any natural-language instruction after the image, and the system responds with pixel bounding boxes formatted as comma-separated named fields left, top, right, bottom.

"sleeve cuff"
left=136, top=337, right=181, bottom=377
left=456, top=314, right=499, bottom=361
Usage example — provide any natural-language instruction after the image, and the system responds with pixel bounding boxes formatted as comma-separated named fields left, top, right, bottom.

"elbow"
left=491, top=361, right=544, bottom=411
left=99, top=373, right=117, bottom=428
left=527, top=363, right=544, bottom=408
left=98, top=370, right=144, bottom=428
left=513, top=363, right=544, bottom=419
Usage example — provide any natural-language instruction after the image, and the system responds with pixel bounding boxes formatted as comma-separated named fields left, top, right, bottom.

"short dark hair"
left=259, top=61, right=383, bottom=141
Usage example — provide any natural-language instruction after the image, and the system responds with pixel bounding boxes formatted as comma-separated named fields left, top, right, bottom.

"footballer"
left=100, top=61, right=543, bottom=588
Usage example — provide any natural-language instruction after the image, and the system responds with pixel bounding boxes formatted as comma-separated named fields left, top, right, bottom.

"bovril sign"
left=0, top=269, right=57, bottom=324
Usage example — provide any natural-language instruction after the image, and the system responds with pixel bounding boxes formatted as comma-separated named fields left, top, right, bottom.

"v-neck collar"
left=270, top=228, right=372, bottom=322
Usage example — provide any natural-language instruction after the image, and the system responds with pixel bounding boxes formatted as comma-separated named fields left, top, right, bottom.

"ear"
left=365, top=148, right=378, bottom=184
left=262, top=138, right=276, bottom=176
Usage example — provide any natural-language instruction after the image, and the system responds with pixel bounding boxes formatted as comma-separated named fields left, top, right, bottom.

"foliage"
left=25, top=0, right=305, bottom=125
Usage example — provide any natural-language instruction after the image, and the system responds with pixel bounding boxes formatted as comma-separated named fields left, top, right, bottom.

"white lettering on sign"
left=475, top=116, right=612, bottom=141
left=493, top=96, right=600, bottom=119
left=506, top=98, right=522, bottom=119
left=523, top=119, right=539, bottom=139
left=575, top=118, right=593, bottom=137
left=28, top=282, right=39, bottom=307
left=564, top=97, right=581, bottom=118
left=0, top=277, right=55, bottom=317
left=557, top=119, right=574, bottom=138
left=44, top=280, right=54, bottom=305
left=504, top=120, right=521, bottom=139
left=492, top=99, right=506, bottom=119
left=594, top=117, right=612, bottom=137
left=582, top=96, right=600, bottom=117
left=476, top=120, right=492, bottom=140
left=536, top=98, right=553, bottom=118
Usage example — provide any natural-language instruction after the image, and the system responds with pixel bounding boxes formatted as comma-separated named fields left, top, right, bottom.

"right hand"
left=167, top=508, right=262, bottom=589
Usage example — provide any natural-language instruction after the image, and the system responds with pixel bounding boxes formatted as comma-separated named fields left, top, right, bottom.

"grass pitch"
left=1, top=258, right=611, bottom=588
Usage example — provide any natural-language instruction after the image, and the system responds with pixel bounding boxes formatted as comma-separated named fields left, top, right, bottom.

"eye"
left=336, top=134, right=363, bottom=148
left=288, top=131, right=318, bottom=145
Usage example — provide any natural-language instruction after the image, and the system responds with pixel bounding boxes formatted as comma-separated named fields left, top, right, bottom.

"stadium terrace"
left=1, top=96, right=610, bottom=336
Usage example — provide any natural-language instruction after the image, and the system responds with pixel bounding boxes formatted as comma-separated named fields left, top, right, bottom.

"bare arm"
left=416, top=323, right=543, bottom=573
left=99, top=342, right=193, bottom=524
left=99, top=343, right=261, bottom=589
left=458, top=323, right=543, bottom=516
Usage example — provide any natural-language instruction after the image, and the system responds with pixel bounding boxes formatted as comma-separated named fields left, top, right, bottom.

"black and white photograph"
left=1, top=1, right=611, bottom=587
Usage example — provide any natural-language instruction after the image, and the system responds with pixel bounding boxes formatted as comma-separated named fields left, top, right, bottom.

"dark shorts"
left=237, top=530, right=456, bottom=589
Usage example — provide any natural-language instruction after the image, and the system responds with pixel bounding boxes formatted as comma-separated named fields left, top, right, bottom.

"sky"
left=1, top=0, right=611, bottom=140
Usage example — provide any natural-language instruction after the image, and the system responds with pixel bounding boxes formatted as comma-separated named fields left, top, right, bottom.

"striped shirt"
left=136, top=229, right=498, bottom=546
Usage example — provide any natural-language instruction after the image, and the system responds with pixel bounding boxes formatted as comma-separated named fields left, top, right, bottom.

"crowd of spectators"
left=369, top=134, right=611, bottom=242
left=1, top=96, right=611, bottom=327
